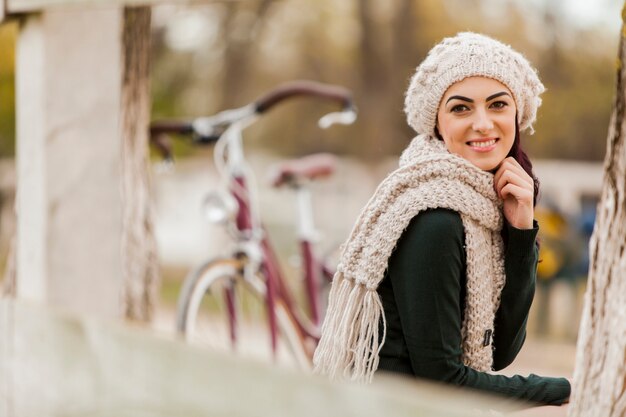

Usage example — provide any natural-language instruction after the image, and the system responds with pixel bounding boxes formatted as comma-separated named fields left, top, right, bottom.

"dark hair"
left=506, top=118, right=541, bottom=249
left=508, top=118, right=540, bottom=207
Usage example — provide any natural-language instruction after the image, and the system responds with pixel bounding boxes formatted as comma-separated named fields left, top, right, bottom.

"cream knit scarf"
left=313, top=134, right=507, bottom=383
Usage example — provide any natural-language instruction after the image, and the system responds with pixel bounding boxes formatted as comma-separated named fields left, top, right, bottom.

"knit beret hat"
left=405, top=32, right=545, bottom=136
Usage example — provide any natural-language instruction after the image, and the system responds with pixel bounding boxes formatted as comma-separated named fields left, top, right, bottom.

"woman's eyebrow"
left=486, top=91, right=511, bottom=101
left=446, top=91, right=512, bottom=104
left=446, top=95, right=473, bottom=104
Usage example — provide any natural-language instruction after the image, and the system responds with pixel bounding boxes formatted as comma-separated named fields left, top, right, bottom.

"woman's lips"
left=467, top=138, right=498, bottom=152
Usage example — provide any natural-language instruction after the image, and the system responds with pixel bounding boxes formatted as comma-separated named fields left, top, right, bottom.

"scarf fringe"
left=313, top=272, right=386, bottom=383
left=314, top=135, right=504, bottom=383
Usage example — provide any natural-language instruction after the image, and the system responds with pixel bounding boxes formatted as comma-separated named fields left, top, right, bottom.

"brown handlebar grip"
left=254, top=80, right=353, bottom=114
left=150, top=132, right=174, bottom=161
left=149, top=121, right=194, bottom=136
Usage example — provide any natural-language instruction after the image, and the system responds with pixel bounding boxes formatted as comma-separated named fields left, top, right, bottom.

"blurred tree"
left=570, top=3, right=626, bottom=415
left=220, top=0, right=274, bottom=108
left=149, top=0, right=617, bottom=162
left=0, top=22, right=16, bottom=158
left=121, top=7, right=160, bottom=322
left=0, top=22, right=16, bottom=295
left=530, top=28, right=614, bottom=161
left=356, top=0, right=393, bottom=159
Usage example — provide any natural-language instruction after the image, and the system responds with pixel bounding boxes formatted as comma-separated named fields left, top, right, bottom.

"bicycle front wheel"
left=176, top=257, right=311, bottom=369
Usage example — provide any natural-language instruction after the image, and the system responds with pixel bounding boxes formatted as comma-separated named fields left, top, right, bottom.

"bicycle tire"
left=176, top=257, right=312, bottom=370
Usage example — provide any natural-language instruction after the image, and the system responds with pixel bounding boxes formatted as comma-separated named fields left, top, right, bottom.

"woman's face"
left=436, top=76, right=517, bottom=171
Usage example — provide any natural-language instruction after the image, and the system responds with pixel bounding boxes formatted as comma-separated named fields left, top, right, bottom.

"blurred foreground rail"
left=0, top=299, right=527, bottom=417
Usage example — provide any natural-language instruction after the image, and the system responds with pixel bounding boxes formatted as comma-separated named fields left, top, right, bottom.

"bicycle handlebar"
left=149, top=120, right=222, bottom=161
left=254, top=80, right=353, bottom=113
left=149, top=120, right=194, bottom=136
left=149, top=80, right=356, bottom=161
left=150, top=120, right=221, bottom=144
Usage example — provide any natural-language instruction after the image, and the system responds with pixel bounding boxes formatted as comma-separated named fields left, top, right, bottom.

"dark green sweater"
left=376, top=208, right=570, bottom=406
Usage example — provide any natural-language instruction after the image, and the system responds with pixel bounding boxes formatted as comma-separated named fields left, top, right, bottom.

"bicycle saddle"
left=269, top=153, right=337, bottom=188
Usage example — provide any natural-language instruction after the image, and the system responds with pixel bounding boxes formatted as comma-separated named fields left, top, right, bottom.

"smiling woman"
left=435, top=76, right=536, bottom=230
left=436, top=77, right=517, bottom=172
left=314, top=32, right=571, bottom=410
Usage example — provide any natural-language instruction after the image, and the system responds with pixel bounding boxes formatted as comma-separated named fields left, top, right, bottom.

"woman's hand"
left=493, top=157, right=534, bottom=230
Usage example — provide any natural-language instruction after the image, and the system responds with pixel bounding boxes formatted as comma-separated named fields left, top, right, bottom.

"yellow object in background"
left=535, top=205, right=568, bottom=281
left=537, top=244, right=564, bottom=280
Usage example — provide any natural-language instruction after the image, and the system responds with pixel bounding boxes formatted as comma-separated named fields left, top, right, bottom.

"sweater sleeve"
left=492, top=221, right=539, bottom=370
left=386, top=209, right=570, bottom=405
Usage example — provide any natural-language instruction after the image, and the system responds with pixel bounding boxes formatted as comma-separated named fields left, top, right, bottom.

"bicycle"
left=150, top=81, right=356, bottom=369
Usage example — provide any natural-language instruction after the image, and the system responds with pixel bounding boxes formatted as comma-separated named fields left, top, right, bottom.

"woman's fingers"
left=495, top=158, right=535, bottom=229
left=495, top=167, right=533, bottom=201
left=494, top=157, right=533, bottom=190
left=500, top=182, right=534, bottom=202
left=494, top=157, right=532, bottom=183
left=507, top=158, right=534, bottom=187
left=501, top=182, right=534, bottom=229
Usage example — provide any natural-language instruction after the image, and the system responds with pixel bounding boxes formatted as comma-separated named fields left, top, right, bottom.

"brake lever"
left=318, top=106, right=357, bottom=129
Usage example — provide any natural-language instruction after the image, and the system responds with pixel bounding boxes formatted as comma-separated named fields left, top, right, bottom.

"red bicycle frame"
left=150, top=80, right=356, bottom=361
left=230, top=172, right=322, bottom=358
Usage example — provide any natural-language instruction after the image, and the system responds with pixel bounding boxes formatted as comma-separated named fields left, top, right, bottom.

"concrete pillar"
left=15, top=8, right=124, bottom=319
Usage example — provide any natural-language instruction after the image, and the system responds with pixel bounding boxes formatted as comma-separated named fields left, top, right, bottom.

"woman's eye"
left=451, top=104, right=469, bottom=113
left=490, top=101, right=508, bottom=109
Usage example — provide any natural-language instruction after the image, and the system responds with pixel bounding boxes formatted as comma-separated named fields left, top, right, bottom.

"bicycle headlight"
left=201, top=191, right=238, bottom=225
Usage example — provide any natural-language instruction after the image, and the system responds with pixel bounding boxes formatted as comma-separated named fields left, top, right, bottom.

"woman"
left=313, top=32, right=571, bottom=407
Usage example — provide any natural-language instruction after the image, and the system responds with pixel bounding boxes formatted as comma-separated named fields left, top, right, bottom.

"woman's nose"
left=472, top=110, right=494, bottom=133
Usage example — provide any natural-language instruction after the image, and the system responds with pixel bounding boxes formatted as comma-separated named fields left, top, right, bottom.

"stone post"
left=15, top=8, right=124, bottom=319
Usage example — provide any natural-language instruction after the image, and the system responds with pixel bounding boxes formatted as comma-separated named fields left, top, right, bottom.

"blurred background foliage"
left=0, top=22, right=16, bottom=157
left=149, top=0, right=619, bottom=161
left=0, top=0, right=621, bottom=161
left=0, top=0, right=620, bottom=345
